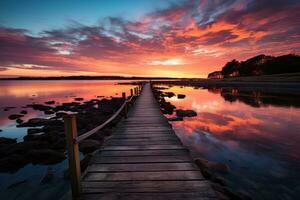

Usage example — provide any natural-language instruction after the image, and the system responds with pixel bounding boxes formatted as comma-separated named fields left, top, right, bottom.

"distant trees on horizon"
left=208, top=54, right=300, bottom=79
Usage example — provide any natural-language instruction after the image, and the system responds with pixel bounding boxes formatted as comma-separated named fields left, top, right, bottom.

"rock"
left=0, top=129, right=2, bottom=132
left=194, top=158, right=229, bottom=173
left=45, top=100, right=55, bottom=105
left=8, top=114, right=24, bottom=120
left=40, top=167, right=54, bottom=184
left=177, top=94, right=186, bottom=99
left=27, top=149, right=66, bottom=164
left=0, top=154, right=27, bottom=173
left=44, top=110, right=55, bottom=115
left=20, top=110, right=28, bottom=114
left=50, top=138, right=65, bottom=149
left=7, top=180, right=28, bottom=189
left=16, top=118, right=23, bottom=124
left=79, top=139, right=101, bottom=154
left=3, top=106, right=16, bottom=111
left=176, top=109, right=197, bottom=117
left=168, top=117, right=183, bottom=121
left=17, top=118, right=62, bottom=127
left=27, top=128, right=44, bottom=135
left=199, top=167, right=213, bottom=179
left=74, top=97, right=84, bottom=101
left=55, top=112, right=68, bottom=118
left=27, top=104, right=53, bottom=111
left=211, top=183, right=252, bottom=200
left=160, top=100, right=176, bottom=115
left=0, top=137, right=17, bottom=145
left=163, top=92, right=175, bottom=98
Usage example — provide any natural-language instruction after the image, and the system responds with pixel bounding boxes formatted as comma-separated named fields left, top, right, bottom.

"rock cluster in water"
left=0, top=97, right=126, bottom=173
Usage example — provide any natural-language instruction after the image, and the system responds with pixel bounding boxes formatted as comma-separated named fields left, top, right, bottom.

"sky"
left=0, top=0, right=299, bottom=78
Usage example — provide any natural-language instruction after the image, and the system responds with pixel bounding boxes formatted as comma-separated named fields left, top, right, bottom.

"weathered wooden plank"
left=94, top=155, right=192, bottom=163
left=110, top=135, right=177, bottom=139
left=82, top=193, right=216, bottom=200
left=87, top=162, right=197, bottom=172
left=106, top=138, right=180, bottom=143
left=84, top=171, right=205, bottom=181
left=105, top=140, right=181, bottom=146
left=102, top=145, right=186, bottom=151
left=98, top=149, right=189, bottom=157
left=82, top=180, right=214, bottom=193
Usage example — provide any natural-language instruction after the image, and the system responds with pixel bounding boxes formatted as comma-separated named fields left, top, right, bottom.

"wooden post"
left=134, top=87, right=137, bottom=95
left=130, top=89, right=133, bottom=96
left=122, top=92, right=127, bottom=118
left=64, top=115, right=81, bottom=198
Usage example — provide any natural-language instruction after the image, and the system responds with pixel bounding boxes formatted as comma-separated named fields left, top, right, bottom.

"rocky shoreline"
left=0, top=96, right=129, bottom=173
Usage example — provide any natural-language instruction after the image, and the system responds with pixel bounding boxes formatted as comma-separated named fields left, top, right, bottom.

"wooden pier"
left=64, top=83, right=217, bottom=200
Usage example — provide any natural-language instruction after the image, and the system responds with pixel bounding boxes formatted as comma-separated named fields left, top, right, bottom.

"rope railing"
left=63, top=85, right=143, bottom=198
left=75, top=94, right=135, bottom=143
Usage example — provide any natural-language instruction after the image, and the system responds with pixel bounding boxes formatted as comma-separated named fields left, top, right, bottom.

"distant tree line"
left=208, top=54, right=300, bottom=78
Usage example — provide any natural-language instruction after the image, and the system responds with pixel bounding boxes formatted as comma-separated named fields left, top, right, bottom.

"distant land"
left=208, top=54, right=300, bottom=79
left=0, top=76, right=179, bottom=81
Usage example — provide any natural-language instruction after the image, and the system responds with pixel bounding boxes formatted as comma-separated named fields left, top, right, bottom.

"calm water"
left=0, top=80, right=135, bottom=200
left=159, top=85, right=300, bottom=200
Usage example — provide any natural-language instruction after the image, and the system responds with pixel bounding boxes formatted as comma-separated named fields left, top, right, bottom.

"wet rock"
left=16, top=118, right=23, bottom=124
left=177, top=94, right=186, bottom=99
left=160, top=101, right=176, bottom=115
left=55, top=112, right=68, bottom=118
left=45, top=100, right=55, bottom=105
left=27, top=104, right=53, bottom=111
left=20, top=110, right=28, bottom=115
left=0, top=137, right=17, bottom=145
left=7, top=180, right=28, bottom=189
left=40, top=167, right=54, bottom=184
left=8, top=114, right=24, bottom=120
left=168, top=117, right=183, bottom=121
left=176, top=109, right=197, bottom=117
left=74, top=97, right=84, bottom=101
left=17, top=118, right=62, bottom=127
left=0, top=154, right=27, bottom=173
left=27, top=149, right=66, bottom=164
left=163, top=92, right=175, bottom=98
left=194, top=158, right=229, bottom=173
left=3, top=106, right=16, bottom=111
left=27, top=128, right=44, bottom=135
left=211, top=176, right=227, bottom=186
left=79, top=139, right=101, bottom=154
left=50, top=138, right=65, bottom=150
left=211, top=183, right=252, bottom=200
left=199, top=167, right=213, bottom=179
left=44, top=110, right=55, bottom=115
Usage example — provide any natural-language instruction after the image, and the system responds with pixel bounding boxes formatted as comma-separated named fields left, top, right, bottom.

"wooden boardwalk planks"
left=81, top=83, right=217, bottom=200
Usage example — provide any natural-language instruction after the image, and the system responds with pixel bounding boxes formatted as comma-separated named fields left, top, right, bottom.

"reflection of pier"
left=64, top=83, right=217, bottom=199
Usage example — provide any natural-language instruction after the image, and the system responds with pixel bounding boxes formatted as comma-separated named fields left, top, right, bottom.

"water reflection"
left=160, top=85, right=300, bottom=200
left=207, top=87, right=300, bottom=108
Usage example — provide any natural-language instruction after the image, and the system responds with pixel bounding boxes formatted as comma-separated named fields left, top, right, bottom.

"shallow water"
left=0, top=80, right=135, bottom=200
left=160, top=85, right=300, bottom=200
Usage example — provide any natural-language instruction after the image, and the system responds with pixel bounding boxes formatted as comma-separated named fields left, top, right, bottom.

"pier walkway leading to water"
left=67, top=83, right=217, bottom=200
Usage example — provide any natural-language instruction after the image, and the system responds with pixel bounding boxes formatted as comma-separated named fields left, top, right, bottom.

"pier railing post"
left=122, top=92, right=127, bottom=118
left=64, top=115, right=81, bottom=198
left=130, top=89, right=133, bottom=96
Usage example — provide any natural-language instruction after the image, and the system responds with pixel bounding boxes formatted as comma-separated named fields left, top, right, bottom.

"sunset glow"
left=0, top=0, right=299, bottom=77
